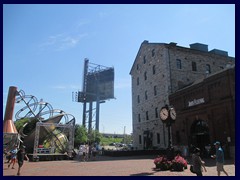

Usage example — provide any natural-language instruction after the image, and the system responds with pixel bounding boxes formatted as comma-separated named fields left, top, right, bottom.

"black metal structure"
left=73, top=59, right=114, bottom=133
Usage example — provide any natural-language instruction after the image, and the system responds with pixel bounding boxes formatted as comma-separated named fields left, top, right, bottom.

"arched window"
left=144, top=71, right=147, bottom=80
left=176, top=59, right=182, bottom=69
left=155, top=107, right=158, bottom=118
left=143, top=55, right=146, bottom=64
left=152, top=49, right=155, bottom=57
left=154, top=86, right=157, bottom=96
left=145, top=91, right=148, bottom=100
left=190, top=120, right=209, bottom=135
left=192, top=61, right=197, bottom=71
left=138, top=114, right=141, bottom=122
left=206, top=64, right=211, bottom=74
left=152, top=65, right=156, bottom=74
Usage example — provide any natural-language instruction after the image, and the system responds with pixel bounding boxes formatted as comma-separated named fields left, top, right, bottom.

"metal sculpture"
left=14, top=89, right=75, bottom=156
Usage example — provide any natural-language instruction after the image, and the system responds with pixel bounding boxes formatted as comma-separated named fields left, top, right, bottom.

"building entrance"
left=143, top=130, right=153, bottom=149
left=190, top=119, right=210, bottom=156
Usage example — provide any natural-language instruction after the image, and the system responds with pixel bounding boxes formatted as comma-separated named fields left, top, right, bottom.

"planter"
left=155, top=163, right=171, bottom=171
left=155, top=164, right=161, bottom=169
left=171, top=163, right=184, bottom=171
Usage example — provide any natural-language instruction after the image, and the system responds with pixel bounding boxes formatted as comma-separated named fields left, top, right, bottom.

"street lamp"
left=159, top=104, right=176, bottom=148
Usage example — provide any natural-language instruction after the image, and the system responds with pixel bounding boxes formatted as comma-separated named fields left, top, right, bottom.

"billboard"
left=79, top=68, right=114, bottom=102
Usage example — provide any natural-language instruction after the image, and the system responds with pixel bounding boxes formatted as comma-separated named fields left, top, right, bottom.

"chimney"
left=189, top=43, right=208, bottom=52
left=209, top=49, right=228, bottom=56
left=3, top=86, right=18, bottom=133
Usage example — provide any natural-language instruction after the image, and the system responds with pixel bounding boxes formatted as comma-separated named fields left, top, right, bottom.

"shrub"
left=154, top=154, right=188, bottom=172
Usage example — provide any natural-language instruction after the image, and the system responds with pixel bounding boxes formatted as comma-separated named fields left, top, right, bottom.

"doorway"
left=143, top=130, right=153, bottom=149
left=190, top=119, right=210, bottom=156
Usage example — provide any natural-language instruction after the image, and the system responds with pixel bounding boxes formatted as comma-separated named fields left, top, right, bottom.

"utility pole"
left=123, top=126, right=126, bottom=144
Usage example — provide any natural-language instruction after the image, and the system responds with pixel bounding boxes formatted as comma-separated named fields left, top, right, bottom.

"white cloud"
left=40, top=33, right=88, bottom=51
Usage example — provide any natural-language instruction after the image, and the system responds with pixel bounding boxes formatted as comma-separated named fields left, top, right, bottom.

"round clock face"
left=170, top=107, right=176, bottom=120
left=160, top=108, right=169, bottom=121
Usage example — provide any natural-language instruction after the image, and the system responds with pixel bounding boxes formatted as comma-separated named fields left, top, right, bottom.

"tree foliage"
left=14, top=118, right=29, bottom=132
left=74, top=124, right=88, bottom=147
left=74, top=124, right=103, bottom=147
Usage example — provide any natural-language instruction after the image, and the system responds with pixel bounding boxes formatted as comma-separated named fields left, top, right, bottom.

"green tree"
left=88, top=129, right=103, bottom=144
left=74, top=124, right=88, bottom=147
left=14, top=118, right=29, bottom=132
left=122, top=134, right=133, bottom=144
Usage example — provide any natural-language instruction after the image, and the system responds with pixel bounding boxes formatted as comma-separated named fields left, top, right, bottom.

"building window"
left=137, top=77, right=139, bottom=85
left=146, top=111, right=149, bottom=120
left=206, top=64, right=211, bottom=74
left=157, top=133, right=160, bottom=144
left=137, top=95, right=140, bottom=103
left=144, top=72, right=147, bottom=80
left=176, top=59, right=182, bottom=69
left=192, top=61, right=197, bottom=71
left=152, top=65, right=156, bottom=74
left=139, top=135, right=142, bottom=144
left=154, top=85, right=157, bottom=96
left=137, top=64, right=139, bottom=70
left=143, top=55, right=146, bottom=64
left=155, top=107, right=158, bottom=118
left=145, top=91, right=148, bottom=100
left=138, top=114, right=141, bottom=122
left=152, top=49, right=155, bottom=57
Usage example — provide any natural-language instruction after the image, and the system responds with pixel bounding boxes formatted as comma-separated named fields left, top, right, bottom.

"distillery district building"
left=130, top=41, right=235, bottom=157
left=169, top=66, right=235, bottom=158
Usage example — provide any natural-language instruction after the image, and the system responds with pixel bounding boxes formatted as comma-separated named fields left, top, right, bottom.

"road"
left=3, top=155, right=235, bottom=176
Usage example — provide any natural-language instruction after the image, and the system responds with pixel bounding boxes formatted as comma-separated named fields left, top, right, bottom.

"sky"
left=3, top=4, right=235, bottom=135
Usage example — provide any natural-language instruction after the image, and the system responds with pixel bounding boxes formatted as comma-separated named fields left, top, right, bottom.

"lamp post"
left=159, top=104, right=176, bottom=148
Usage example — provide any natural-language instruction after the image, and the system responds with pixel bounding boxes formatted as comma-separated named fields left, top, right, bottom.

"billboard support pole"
left=96, top=98, right=100, bottom=132
left=95, top=75, right=100, bottom=132
left=82, top=59, right=89, bottom=127
left=88, top=102, right=93, bottom=133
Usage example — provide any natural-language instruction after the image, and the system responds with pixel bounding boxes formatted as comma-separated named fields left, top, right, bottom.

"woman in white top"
left=79, top=144, right=86, bottom=161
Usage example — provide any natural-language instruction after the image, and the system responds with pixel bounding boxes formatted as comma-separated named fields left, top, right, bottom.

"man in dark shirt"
left=17, top=146, right=29, bottom=176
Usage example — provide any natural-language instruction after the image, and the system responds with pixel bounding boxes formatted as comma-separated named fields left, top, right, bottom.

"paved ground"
left=3, top=155, right=235, bottom=176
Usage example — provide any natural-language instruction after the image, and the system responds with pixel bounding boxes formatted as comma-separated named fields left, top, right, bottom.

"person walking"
left=79, top=144, right=86, bottom=161
left=8, top=145, right=18, bottom=169
left=16, top=145, right=29, bottom=176
left=4, top=148, right=11, bottom=163
left=92, top=145, right=97, bottom=161
left=192, top=147, right=207, bottom=176
left=211, top=141, right=229, bottom=176
left=85, top=144, right=89, bottom=161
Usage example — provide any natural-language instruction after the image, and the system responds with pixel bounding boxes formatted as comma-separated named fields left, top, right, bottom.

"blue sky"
left=3, top=4, right=235, bottom=135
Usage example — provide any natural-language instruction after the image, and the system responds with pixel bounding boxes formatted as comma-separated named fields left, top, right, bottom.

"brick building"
left=169, top=66, right=235, bottom=158
left=130, top=40, right=235, bottom=150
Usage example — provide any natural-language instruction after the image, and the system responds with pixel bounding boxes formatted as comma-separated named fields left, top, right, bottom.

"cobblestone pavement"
left=3, top=155, right=235, bottom=176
